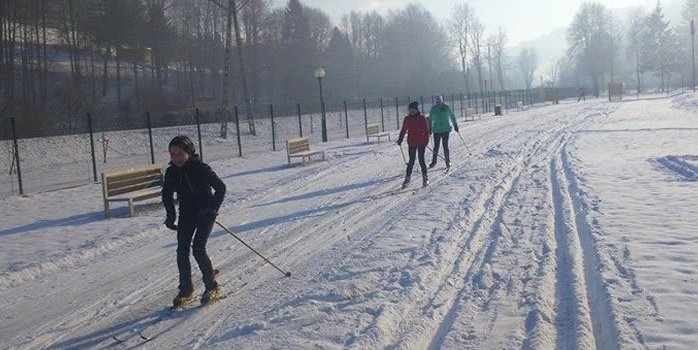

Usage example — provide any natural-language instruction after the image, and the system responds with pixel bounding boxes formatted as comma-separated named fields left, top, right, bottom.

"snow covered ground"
left=1, top=95, right=697, bottom=349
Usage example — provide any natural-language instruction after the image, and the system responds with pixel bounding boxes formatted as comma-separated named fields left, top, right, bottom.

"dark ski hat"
left=169, top=135, right=197, bottom=156
left=408, top=101, right=420, bottom=111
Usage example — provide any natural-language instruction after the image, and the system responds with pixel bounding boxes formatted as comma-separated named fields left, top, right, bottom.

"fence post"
left=297, top=103, right=303, bottom=138
left=87, top=113, right=98, bottom=183
left=344, top=100, right=349, bottom=139
left=195, top=108, right=203, bottom=162
left=380, top=97, right=385, bottom=132
left=234, top=106, right=242, bottom=157
left=395, top=97, right=400, bottom=130
left=10, top=117, right=23, bottom=195
left=146, top=111, right=155, bottom=165
left=363, top=98, right=368, bottom=138
left=270, top=104, right=276, bottom=152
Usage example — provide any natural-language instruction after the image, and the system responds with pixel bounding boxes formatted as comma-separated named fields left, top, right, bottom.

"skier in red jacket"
left=397, top=101, right=430, bottom=188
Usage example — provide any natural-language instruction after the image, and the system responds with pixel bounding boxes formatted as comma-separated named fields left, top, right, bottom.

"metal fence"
left=0, top=87, right=580, bottom=198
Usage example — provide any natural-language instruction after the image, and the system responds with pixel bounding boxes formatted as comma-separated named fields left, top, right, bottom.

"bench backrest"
left=464, top=107, right=476, bottom=118
left=366, top=124, right=380, bottom=135
left=102, top=164, right=163, bottom=198
left=287, top=137, right=311, bottom=155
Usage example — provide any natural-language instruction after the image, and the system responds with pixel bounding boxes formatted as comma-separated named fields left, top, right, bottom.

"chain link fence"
left=0, top=87, right=579, bottom=199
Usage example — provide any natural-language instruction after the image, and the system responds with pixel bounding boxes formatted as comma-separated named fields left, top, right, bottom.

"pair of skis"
left=110, top=281, right=249, bottom=346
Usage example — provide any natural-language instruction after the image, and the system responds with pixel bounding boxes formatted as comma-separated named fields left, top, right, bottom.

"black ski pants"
left=406, top=145, right=427, bottom=179
left=431, top=132, right=450, bottom=165
left=177, top=212, right=218, bottom=293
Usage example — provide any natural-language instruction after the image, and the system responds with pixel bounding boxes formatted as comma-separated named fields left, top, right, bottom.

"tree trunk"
left=219, top=0, right=232, bottom=138
left=89, top=41, right=96, bottom=104
left=133, top=61, right=139, bottom=97
left=102, top=48, right=109, bottom=97
left=635, top=43, right=640, bottom=96
left=231, top=0, right=255, bottom=135
left=497, top=56, right=505, bottom=91
left=116, top=47, right=121, bottom=106
left=40, top=0, right=48, bottom=103
left=21, top=13, right=29, bottom=110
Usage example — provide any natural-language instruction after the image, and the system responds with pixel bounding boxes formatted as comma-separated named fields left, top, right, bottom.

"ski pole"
left=426, top=145, right=448, bottom=162
left=215, top=221, right=292, bottom=278
left=399, top=144, right=407, bottom=165
left=456, top=132, right=473, bottom=156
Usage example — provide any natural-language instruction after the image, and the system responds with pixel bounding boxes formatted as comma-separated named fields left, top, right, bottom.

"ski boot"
left=422, top=175, right=429, bottom=187
left=172, top=290, right=195, bottom=309
left=201, top=286, right=221, bottom=305
left=401, top=178, right=410, bottom=189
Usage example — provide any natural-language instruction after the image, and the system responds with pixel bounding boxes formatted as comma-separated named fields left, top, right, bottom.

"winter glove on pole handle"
left=215, top=220, right=291, bottom=278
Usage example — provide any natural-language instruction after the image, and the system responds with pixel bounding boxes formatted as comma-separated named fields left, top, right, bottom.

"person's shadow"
left=45, top=306, right=194, bottom=349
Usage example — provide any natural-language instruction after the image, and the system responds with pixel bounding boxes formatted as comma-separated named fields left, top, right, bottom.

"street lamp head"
left=314, top=67, right=326, bottom=79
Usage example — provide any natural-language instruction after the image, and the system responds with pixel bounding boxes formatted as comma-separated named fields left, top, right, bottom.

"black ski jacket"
left=162, top=157, right=226, bottom=218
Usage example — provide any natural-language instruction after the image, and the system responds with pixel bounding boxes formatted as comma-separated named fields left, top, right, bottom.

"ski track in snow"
left=2, top=97, right=697, bottom=349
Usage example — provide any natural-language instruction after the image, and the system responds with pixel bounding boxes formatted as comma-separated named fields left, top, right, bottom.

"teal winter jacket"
left=429, top=104, right=458, bottom=134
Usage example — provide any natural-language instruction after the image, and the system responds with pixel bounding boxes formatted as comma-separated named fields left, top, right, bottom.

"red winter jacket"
left=398, top=114, right=430, bottom=147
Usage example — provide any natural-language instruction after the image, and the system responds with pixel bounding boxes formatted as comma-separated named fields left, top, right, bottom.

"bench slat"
left=289, top=150, right=323, bottom=157
left=105, top=166, right=162, bottom=183
left=108, top=180, right=163, bottom=197
left=288, top=137, right=311, bottom=155
left=107, top=188, right=161, bottom=201
left=109, top=173, right=162, bottom=190
left=366, top=124, right=381, bottom=135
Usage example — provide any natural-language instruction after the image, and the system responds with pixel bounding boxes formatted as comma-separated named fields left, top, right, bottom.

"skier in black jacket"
left=162, top=136, right=226, bottom=307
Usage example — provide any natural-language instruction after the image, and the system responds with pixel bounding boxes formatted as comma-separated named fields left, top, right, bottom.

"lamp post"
left=314, top=67, right=327, bottom=142
left=691, top=20, right=696, bottom=93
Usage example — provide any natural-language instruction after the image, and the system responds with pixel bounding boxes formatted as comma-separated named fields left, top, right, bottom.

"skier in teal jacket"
left=429, top=95, right=459, bottom=169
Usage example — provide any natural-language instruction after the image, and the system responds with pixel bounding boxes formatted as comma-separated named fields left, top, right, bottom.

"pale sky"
left=271, top=0, right=666, bottom=45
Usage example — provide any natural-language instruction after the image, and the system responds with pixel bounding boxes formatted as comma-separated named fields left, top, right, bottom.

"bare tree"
left=517, top=47, right=537, bottom=89
left=567, top=2, right=612, bottom=96
left=306, top=6, right=332, bottom=52
left=492, top=28, right=508, bottom=91
left=626, top=8, right=646, bottom=94
left=449, top=3, right=472, bottom=95
left=468, top=16, right=485, bottom=94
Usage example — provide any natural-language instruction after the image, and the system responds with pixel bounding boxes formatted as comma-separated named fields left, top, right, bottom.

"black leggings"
left=432, top=132, right=450, bottom=164
left=406, top=145, right=427, bottom=178
left=177, top=213, right=217, bottom=293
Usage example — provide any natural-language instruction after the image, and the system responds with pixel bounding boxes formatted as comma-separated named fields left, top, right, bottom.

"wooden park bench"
left=102, top=164, right=164, bottom=218
left=286, top=137, right=325, bottom=166
left=463, top=107, right=477, bottom=121
left=517, top=101, right=530, bottom=111
left=366, top=123, right=391, bottom=143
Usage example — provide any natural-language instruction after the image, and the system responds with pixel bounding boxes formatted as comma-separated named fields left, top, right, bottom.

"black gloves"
left=165, top=216, right=178, bottom=230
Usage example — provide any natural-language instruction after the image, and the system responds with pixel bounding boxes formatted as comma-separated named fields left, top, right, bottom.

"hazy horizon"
left=271, top=0, right=675, bottom=46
